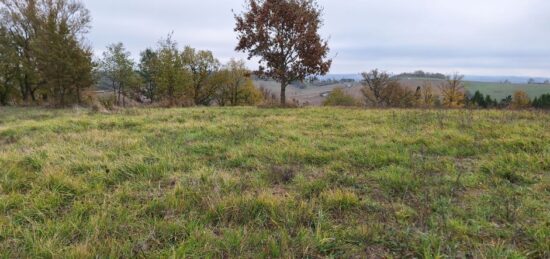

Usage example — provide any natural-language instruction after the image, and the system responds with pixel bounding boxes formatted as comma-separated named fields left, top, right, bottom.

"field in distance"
left=257, top=79, right=550, bottom=105
left=0, top=107, right=549, bottom=257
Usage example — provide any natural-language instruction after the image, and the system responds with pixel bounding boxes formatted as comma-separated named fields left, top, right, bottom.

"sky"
left=85, top=0, right=550, bottom=77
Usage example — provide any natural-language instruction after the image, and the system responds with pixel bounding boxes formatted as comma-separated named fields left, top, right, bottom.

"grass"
left=0, top=107, right=549, bottom=258
left=465, top=81, right=550, bottom=100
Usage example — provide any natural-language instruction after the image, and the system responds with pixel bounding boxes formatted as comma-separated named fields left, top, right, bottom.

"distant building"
left=320, top=91, right=331, bottom=97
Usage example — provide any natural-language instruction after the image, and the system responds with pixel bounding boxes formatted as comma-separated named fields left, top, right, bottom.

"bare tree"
left=440, top=73, right=465, bottom=108
left=361, top=69, right=417, bottom=108
left=361, top=69, right=393, bottom=107
left=419, top=81, right=437, bottom=108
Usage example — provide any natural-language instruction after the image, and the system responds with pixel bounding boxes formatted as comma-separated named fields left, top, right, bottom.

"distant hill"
left=318, top=73, right=550, bottom=84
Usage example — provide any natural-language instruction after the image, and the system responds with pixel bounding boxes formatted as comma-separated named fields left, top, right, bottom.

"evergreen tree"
left=533, top=94, right=550, bottom=109
left=470, top=90, right=486, bottom=108
left=499, top=95, right=513, bottom=109
left=484, top=94, right=497, bottom=108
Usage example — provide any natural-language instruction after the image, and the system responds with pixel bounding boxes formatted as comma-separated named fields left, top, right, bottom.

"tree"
left=360, top=69, right=392, bottom=107
left=384, top=81, right=415, bottom=107
left=1, top=0, right=92, bottom=105
left=484, top=94, right=497, bottom=108
left=234, top=0, right=332, bottom=106
left=0, top=25, right=19, bottom=105
left=440, top=73, right=465, bottom=108
left=499, top=95, right=513, bottom=109
left=469, top=90, right=498, bottom=109
left=532, top=94, right=550, bottom=109
left=241, top=79, right=263, bottom=105
left=214, top=59, right=260, bottom=106
left=155, top=35, right=189, bottom=105
left=138, top=48, right=159, bottom=104
left=1, top=0, right=41, bottom=103
left=470, top=90, right=486, bottom=108
left=182, top=46, right=220, bottom=105
left=360, top=69, right=414, bottom=107
left=418, top=81, right=437, bottom=108
left=100, top=43, right=135, bottom=107
left=511, top=90, right=531, bottom=109
left=32, top=2, right=93, bottom=106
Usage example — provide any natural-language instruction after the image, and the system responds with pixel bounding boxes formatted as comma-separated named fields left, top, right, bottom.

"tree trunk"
left=149, top=82, right=155, bottom=104
left=30, top=87, right=37, bottom=103
left=280, top=82, right=287, bottom=107
left=76, top=83, right=81, bottom=105
left=122, top=83, right=125, bottom=107
left=0, top=80, right=8, bottom=105
left=20, top=75, right=33, bottom=104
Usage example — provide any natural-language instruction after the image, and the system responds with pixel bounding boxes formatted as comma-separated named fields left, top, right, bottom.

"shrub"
left=91, top=94, right=116, bottom=111
left=532, top=94, right=550, bottom=109
left=323, top=87, right=359, bottom=107
left=361, top=69, right=416, bottom=107
left=417, top=82, right=438, bottom=108
left=239, top=80, right=263, bottom=105
left=511, top=91, right=531, bottom=109
left=439, top=74, right=465, bottom=108
left=469, top=90, right=498, bottom=108
left=259, top=87, right=278, bottom=106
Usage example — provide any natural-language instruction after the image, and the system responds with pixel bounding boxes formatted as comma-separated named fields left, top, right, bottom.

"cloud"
left=85, top=0, right=550, bottom=77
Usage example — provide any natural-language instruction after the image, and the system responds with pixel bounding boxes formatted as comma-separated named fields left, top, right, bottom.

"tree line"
left=0, top=0, right=264, bottom=108
left=0, top=0, right=331, bottom=108
left=394, top=70, right=447, bottom=80
left=2, top=0, right=548, bottom=109
left=97, top=36, right=262, bottom=108
left=324, top=69, right=550, bottom=110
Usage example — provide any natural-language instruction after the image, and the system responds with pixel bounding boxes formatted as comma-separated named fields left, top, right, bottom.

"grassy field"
left=465, top=82, right=550, bottom=101
left=256, top=79, right=550, bottom=105
left=0, top=107, right=549, bottom=258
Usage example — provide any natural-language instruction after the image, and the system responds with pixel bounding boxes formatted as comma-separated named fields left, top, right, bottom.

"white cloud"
left=85, top=0, right=550, bottom=77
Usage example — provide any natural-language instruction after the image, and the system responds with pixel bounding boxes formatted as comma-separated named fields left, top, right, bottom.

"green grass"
left=0, top=107, right=549, bottom=258
left=465, top=81, right=550, bottom=100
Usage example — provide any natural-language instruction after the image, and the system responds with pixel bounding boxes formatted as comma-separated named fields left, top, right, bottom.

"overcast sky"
left=85, top=0, right=550, bottom=77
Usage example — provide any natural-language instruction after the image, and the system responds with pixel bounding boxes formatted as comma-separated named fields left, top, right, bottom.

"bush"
left=532, top=94, right=550, bottom=109
left=97, top=94, right=117, bottom=111
left=323, top=87, right=359, bottom=107
left=238, top=80, right=263, bottom=106
left=259, top=87, right=278, bottom=106
left=469, top=90, right=498, bottom=108
left=511, top=91, right=531, bottom=109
